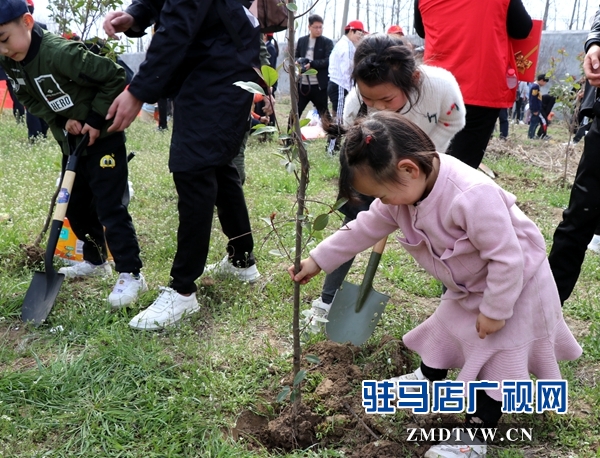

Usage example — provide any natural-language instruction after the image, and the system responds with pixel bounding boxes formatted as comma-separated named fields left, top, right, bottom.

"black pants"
left=27, top=111, right=48, bottom=140
left=157, top=98, right=172, bottom=130
left=513, top=98, right=525, bottom=121
left=297, top=83, right=330, bottom=120
left=420, top=362, right=503, bottom=429
left=61, top=144, right=142, bottom=274
left=446, top=105, right=500, bottom=169
left=498, top=108, right=508, bottom=138
left=6, top=81, right=25, bottom=120
left=327, top=81, right=348, bottom=119
left=549, top=116, right=600, bottom=304
left=170, top=163, right=255, bottom=294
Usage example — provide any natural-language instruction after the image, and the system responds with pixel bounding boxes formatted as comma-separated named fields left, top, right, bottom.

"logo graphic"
left=34, top=74, right=74, bottom=112
left=57, top=188, right=70, bottom=204
left=7, top=76, right=18, bottom=91
left=100, top=155, right=116, bottom=168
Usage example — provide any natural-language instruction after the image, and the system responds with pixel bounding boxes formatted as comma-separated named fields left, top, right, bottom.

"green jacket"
left=0, top=24, right=126, bottom=155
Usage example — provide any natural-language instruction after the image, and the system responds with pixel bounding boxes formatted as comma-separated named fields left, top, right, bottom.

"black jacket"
left=123, top=0, right=261, bottom=171
left=295, top=35, right=334, bottom=90
left=124, top=0, right=260, bottom=103
left=586, top=8, right=600, bottom=53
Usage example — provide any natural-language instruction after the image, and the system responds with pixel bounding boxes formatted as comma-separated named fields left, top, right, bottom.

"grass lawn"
left=1, top=105, right=599, bottom=457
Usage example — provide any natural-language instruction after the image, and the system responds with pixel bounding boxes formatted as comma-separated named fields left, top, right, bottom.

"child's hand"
left=65, top=119, right=82, bottom=135
left=81, top=124, right=101, bottom=146
left=476, top=313, right=506, bottom=339
left=288, top=257, right=321, bottom=284
left=259, top=116, right=269, bottom=124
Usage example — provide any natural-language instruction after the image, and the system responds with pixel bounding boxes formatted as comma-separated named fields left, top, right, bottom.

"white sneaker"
left=128, top=287, right=200, bottom=330
left=204, top=255, right=261, bottom=283
left=424, top=428, right=487, bottom=457
left=58, top=260, right=112, bottom=278
left=588, top=235, right=600, bottom=254
left=301, top=297, right=331, bottom=333
left=108, top=273, right=148, bottom=308
left=388, top=367, right=428, bottom=395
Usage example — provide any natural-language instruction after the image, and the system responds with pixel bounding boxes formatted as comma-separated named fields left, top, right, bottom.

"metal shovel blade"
left=21, top=270, right=65, bottom=325
left=325, top=280, right=389, bottom=345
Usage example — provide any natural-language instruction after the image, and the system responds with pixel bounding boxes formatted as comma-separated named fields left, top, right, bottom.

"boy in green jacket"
left=0, top=0, right=146, bottom=308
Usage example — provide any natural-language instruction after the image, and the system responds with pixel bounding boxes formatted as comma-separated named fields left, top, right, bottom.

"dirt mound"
left=19, top=243, right=45, bottom=267
left=234, top=337, right=431, bottom=455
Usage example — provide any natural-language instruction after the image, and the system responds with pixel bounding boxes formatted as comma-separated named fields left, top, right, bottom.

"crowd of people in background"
left=2, top=0, right=599, bottom=456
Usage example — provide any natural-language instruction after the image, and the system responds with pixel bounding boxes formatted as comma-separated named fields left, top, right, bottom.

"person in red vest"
left=414, top=0, right=532, bottom=169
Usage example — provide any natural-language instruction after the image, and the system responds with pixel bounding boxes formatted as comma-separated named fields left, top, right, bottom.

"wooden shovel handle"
left=373, top=237, right=388, bottom=255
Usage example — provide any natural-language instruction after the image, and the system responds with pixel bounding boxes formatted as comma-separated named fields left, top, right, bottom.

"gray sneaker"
left=204, top=256, right=261, bottom=283
left=301, top=297, right=330, bottom=333
left=58, top=261, right=112, bottom=278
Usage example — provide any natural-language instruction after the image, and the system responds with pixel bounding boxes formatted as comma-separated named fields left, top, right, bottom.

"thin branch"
left=343, top=401, right=380, bottom=441
left=295, top=0, right=323, bottom=20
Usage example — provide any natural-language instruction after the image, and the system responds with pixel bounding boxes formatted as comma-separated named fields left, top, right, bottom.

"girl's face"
left=352, top=158, right=437, bottom=206
left=357, top=81, right=408, bottom=112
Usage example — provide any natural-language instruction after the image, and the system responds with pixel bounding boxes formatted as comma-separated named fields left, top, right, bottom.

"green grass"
left=1, top=110, right=599, bottom=457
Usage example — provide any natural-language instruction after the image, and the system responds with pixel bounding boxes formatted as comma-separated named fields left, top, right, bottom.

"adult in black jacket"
left=548, top=7, right=600, bottom=305
left=294, top=14, right=333, bottom=120
left=103, top=0, right=262, bottom=330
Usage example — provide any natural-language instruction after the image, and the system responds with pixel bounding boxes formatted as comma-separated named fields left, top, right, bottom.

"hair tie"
left=365, top=135, right=372, bottom=144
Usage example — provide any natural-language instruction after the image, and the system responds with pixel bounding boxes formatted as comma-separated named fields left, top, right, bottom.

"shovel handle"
left=53, top=133, right=89, bottom=223
left=372, top=237, right=388, bottom=255
left=356, top=237, right=388, bottom=312
left=43, top=133, right=89, bottom=274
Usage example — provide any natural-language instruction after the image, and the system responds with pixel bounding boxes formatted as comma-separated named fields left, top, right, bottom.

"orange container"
left=510, top=19, right=543, bottom=83
left=54, top=217, right=113, bottom=263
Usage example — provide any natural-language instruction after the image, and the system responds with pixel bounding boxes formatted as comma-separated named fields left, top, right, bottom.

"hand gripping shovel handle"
left=43, top=133, right=89, bottom=273
left=355, top=237, right=388, bottom=312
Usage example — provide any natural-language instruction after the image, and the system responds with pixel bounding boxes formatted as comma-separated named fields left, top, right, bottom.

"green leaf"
left=261, top=65, right=279, bottom=87
left=286, top=3, right=298, bottom=12
left=313, top=213, right=329, bottom=231
left=302, top=68, right=318, bottom=76
left=233, top=81, right=265, bottom=95
left=269, top=249, right=285, bottom=257
left=293, top=369, right=306, bottom=387
left=290, top=388, right=298, bottom=402
left=333, top=197, right=349, bottom=211
left=305, top=354, right=320, bottom=364
left=277, top=386, right=291, bottom=402
left=299, top=118, right=310, bottom=128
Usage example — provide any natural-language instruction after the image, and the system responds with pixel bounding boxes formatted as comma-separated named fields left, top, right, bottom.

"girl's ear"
left=413, top=69, right=421, bottom=84
left=397, top=158, right=420, bottom=179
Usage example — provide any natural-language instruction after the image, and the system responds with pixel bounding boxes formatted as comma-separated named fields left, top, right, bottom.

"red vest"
left=419, top=0, right=517, bottom=108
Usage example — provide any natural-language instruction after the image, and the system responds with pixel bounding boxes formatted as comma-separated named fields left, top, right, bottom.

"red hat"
left=26, top=0, right=34, bottom=6
left=387, top=25, right=404, bottom=36
left=345, top=20, right=368, bottom=33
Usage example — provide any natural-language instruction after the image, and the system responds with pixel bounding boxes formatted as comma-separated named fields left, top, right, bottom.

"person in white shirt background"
left=326, top=20, right=366, bottom=153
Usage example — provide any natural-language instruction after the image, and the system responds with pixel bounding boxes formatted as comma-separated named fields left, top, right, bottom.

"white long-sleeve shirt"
left=328, top=35, right=355, bottom=92
left=343, top=65, right=466, bottom=153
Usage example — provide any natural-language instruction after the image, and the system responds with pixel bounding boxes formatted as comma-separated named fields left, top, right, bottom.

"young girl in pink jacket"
left=289, top=111, right=581, bottom=458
